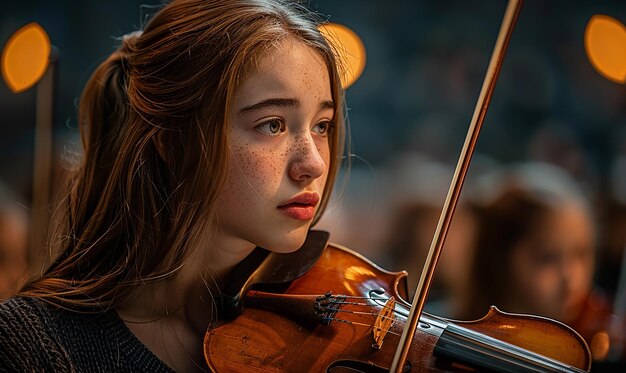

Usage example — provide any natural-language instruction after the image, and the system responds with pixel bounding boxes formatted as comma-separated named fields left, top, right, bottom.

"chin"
left=263, top=226, right=310, bottom=254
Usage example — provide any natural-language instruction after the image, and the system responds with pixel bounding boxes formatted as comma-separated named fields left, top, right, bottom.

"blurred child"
left=461, top=162, right=613, bottom=360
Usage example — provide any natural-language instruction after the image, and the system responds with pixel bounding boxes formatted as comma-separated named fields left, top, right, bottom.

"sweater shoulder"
left=0, top=297, right=173, bottom=372
left=0, top=296, right=74, bottom=371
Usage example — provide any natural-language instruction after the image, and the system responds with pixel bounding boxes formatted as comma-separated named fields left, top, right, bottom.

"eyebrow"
left=239, top=98, right=335, bottom=114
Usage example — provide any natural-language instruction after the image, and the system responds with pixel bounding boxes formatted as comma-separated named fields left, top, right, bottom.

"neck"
left=116, top=230, right=256, bottom=371
left=118, top=230, right=256, bottom=330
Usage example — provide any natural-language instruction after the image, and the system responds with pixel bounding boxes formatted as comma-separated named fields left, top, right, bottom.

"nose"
left=562, top=253, right=589, bottom=296
left=288, top=133, right=326, bottom=182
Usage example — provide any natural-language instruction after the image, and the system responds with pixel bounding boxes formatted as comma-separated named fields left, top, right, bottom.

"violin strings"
left=309, top=292, right=442, bottom=341
left=315, top=294, right=406, bottom=326
left=318, top=295, right=396, bottom=313
left=317, top=294, right=403, bottom=311
left=321, top=317, right=404, bottom=338
left=318, top=294, right=406, bottom=308
left=330, top=300, right=396, bottom=310
left=330, top=308, right=382, bottom=317
left=322, top=307, right=403, bottom=326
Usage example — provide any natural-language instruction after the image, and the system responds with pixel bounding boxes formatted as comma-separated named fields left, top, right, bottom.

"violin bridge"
left=371, top=296, right=395, bottom=350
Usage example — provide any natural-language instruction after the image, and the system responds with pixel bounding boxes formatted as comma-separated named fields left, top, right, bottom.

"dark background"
left=1, top=0, right=626, bottom=284
left=1, top=0, right=625, bottom=200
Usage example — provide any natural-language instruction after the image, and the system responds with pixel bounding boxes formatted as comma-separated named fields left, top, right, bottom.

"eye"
left=313, top=121, right=334, bottom=137
left=534, top=248, right=560, bottom=267
left=255, top=119, right=286, bottom=136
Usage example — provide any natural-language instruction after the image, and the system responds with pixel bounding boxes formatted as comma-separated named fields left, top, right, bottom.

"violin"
left=205, top=0, right=593, bottom=370
left=204, top=230, right=591, bottom=372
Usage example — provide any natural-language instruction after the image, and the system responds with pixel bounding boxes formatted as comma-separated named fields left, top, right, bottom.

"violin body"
left=204, top=240, right=591, bottom=372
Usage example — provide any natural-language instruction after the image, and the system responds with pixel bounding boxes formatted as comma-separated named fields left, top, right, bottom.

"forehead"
left=529, top=202, right=594, bottom=248
left=234, top=38, right=332, bottom=102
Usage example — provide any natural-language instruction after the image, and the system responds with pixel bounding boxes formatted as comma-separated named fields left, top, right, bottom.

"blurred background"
left=1, top=0, right=625, bottom=366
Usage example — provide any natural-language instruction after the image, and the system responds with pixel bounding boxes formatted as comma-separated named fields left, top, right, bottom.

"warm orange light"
left=584, top=15, right=626, bottom=84
left=590, top=331, right=610, bottom=360
left=1, top=23, right=51, bottom=93
left=319, top=23, right=366, bottom=89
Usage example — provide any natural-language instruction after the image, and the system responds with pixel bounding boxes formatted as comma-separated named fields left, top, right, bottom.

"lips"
left=278, top=192, right=320, bottom=221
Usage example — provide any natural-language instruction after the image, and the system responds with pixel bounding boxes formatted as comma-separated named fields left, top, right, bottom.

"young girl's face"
left=508, top=202, right=595, bottom=323
left=217, top=37, right=334, bottom=253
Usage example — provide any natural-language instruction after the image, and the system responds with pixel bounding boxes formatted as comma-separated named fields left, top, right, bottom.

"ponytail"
left=79, top=32, right=140, bottom=162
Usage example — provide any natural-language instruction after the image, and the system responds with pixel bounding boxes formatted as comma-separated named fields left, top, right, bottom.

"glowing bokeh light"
left=584, top=15, right=626, bottom=84
left=319, top=23, right=366, bottom=89
left=1, top=23, right=51, bottom=93
left=590, top=331, right=610, bottom=361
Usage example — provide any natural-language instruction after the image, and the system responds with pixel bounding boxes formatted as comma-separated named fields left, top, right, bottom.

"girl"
left=0, top=0, right=346, bottom=371
left=458, top=163, right=611, bottom=359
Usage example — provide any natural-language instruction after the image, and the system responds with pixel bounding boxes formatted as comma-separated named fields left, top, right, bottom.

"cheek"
left=228, top=141, right=284, bottom=199
left=317, top=139, right=332, bottom=174
left=323, top=145, right=331, bottom=170
left=530, top=268, right=561, bottom=301
left=510, top=250, right=559, bottom=304
left=566, top=256, right=593, bottom=302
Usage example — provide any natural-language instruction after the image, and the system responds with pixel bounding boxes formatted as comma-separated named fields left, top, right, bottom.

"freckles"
left=293, top=133, right=311, bottom=155
left=300, top=69, right=325, bottom=102
left=257, top=148, right=282, bottom=193
left=228, top=144, right=248, bottom=198
left=302, top=70, right=312, bottom=89
left=231, top=143, right=283, bottom=198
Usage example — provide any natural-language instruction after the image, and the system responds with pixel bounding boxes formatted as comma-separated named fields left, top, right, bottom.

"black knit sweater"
left=0, top=296, right=173, bottom=372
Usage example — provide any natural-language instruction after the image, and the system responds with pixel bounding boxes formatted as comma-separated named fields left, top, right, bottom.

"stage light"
left=319, top=23, right=366, bottom=89
left=584, top=15, right=626, bottom=84
left=1, top=23, right=51, bottom=93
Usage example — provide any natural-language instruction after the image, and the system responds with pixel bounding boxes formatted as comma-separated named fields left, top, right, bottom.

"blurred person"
left=526, top=120, right=599, bottom=195
left=461, top=162, right=614, bottom=361
left=381, top=154, right=478, bottom=318
left=0, top=183, right=28, bottom=300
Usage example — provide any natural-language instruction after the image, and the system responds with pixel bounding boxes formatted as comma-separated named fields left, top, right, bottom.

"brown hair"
left=463, top=187, right=550, bottom=319
left=20, top=0, right=346, bottom=310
